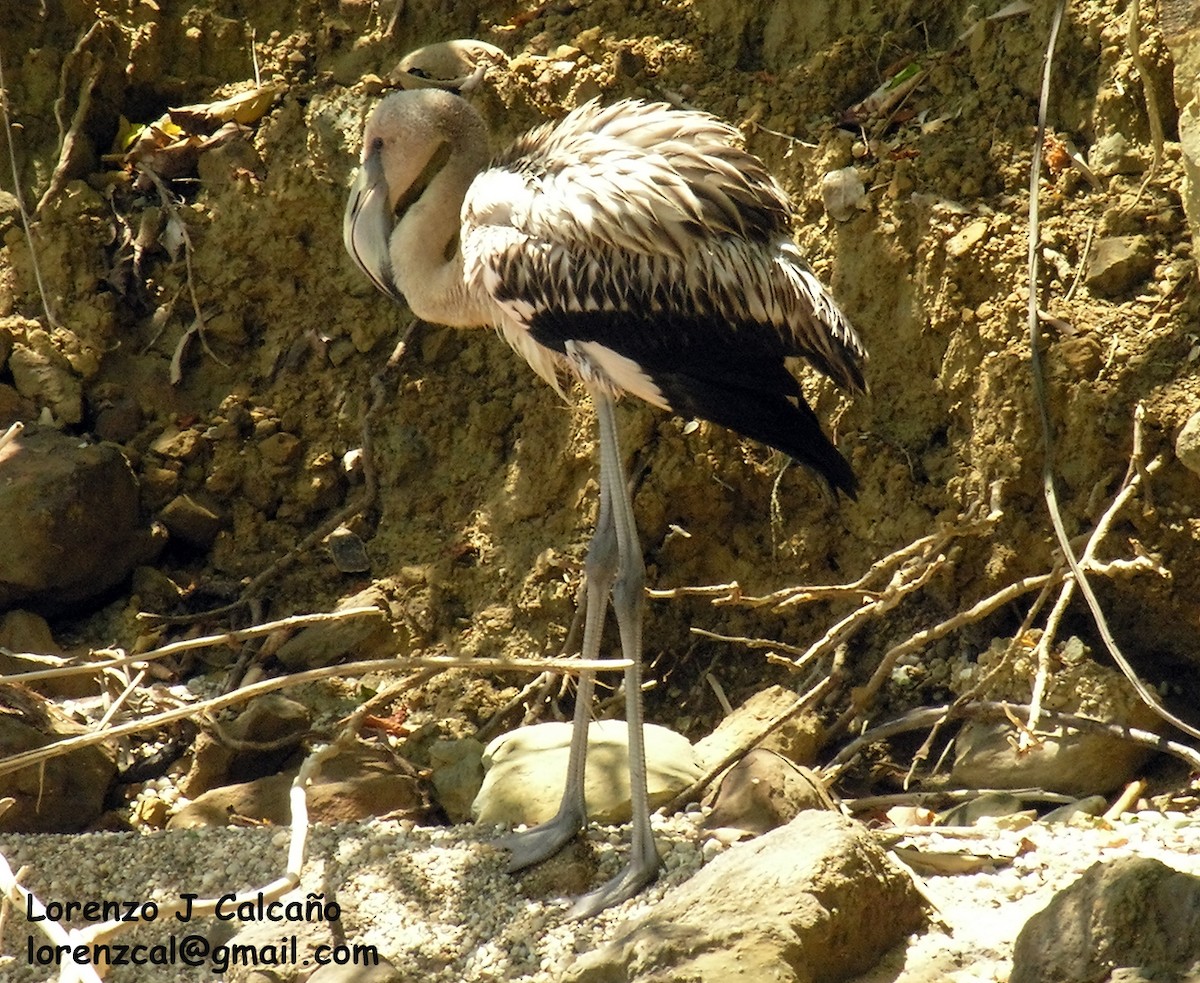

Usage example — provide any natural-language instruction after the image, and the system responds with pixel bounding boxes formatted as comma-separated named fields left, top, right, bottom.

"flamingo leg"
left=500, top=390, right=660, bottom=917
left=499, top=425, right=615, bottom=872
left=568, top=390, right=659, bottom=917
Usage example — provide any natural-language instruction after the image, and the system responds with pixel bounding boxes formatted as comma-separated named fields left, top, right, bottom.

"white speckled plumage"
left=344, top=86, right=866, bottom=917
left=345, top=89, right=866, bottom=487
left=466, top=98, right=864, bottom=394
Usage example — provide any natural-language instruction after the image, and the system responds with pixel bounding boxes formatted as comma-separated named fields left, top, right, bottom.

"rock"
left=258, top=430, right=301, bottom=465
left=0, top=683, right=117, bottom=832
left=1089, top=131, right=1145, bottom=176
left=946, top=218, right=991, bottom=257
left=327, top=524, right=371, bottom=573
left=473, top=721, right=704, bottom=827
left=149, top=425, right=204, bottom=461
left=91, top=396, right=142, bottom=443
left=938, top=790, right=1027, bottom=826
left=951, top=635, right=1158, bottom=795
left=130, top=565, right=185, bottom=610
left=1054, top=333, right=1104, bottom=379
left=6, top=326, right=82, bottom=425
left=158, top=492, right=226, bottom=549
left=1010, top=857, right=1200, bottom=983
left=1041, top=794, right=1108, bottom=824
left=951, top=719, right=1150, bottom=796
left=1176, top=410, right=1200, bottom=477
left=170, top=740, right=432, bottom=829
left=138, top=464, right=180, bottom=507
left=821, top=167, right=866, bottom=221
left=0, top=610, right=98, bottom=698
left=693, top=684, right=823, bottom=771
left=567, top=811, right=926, bottom=983
left=702, top=749, right=836, bottom=836
left=228, top=694, right=312, bottom=747
left=0, top=425, right=165, bottom=613
left=179, top=694, right=312, bottom=798
left=429, top=737, right=485, bottom=823
left=274, top=586, right=396, bottom=668
left=1085, top=235, right=1154, bottom=296
left=0, top=608, right=60, bottom=655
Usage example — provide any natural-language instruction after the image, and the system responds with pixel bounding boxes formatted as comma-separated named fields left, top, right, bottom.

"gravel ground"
left=857, top=809, right=1200, bottom=983
left=0, top=812, right=709, bottom=983
left=3, top=807, right=1199, bottom=982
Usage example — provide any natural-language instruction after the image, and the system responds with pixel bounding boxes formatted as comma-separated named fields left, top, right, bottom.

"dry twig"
left=1129, top=0, right=1165, bottom=200
left=653, top=392, right=1171, bottom=763
left=843, top=787, right=1078, bottom=815
left=647, top=517, right=983, bottom=610
left=1025, top=3, right=1198, bottom=742
left=0, top=605, right=633, bottom=779
left=1, top=855, right=105, bottom=983
left=661, top=646, right=845, bottom=815
left=140, top=169, right=229, bottom=383
left=0, top=421, right=23, bottom=454
left=822, top=701, right=1200, bottom=780
left=0, top=712, right=362, bottom=982
left=36, top=20, right=106, bottom=214
left=1023, top=429, right=1165, bottom=745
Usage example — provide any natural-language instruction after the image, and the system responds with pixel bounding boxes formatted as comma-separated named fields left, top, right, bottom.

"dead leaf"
left=891, top=846, right=1014, bottom=875
left=169, top=85, right=281, bottom=131
left=108, top=84, right=278, bottom=184
left=885, top=805, right=938, bottom=827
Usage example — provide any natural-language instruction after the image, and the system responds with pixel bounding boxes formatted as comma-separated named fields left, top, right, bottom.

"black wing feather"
left=529, top=309, right=857, bottom=498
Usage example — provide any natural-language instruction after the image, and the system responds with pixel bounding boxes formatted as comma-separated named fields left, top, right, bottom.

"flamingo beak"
left=343, top=148, right=404, bottom=302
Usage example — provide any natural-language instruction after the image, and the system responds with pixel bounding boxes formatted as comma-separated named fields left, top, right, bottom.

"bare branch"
left=823, top=701, right=1200, bottom=780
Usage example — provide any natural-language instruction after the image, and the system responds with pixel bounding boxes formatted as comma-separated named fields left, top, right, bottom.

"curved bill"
left=343, top=151, right=404, bottom=303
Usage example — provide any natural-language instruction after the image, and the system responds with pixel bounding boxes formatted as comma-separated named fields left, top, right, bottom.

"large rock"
left=568, top=810, right=926, bottom=983
left=1084, top=236, right=1154, bottom=296
left=0, top=425, right=163, bottom=613
left=6, top=327, right=82, bottom=425
left=473, top=721, right=704, bottom=826
left=950, top=718, right=1152, bottom=796
left=693, top=683, right=823, bottom=770
left=177, top=695, right=312, bottom=799
left=951, top=636, right=1158, bottom=795
left=1011, top=857, right=1200, bottom=983
left=0, top=610, right=97, bottom=698
left=429, top=736, right=486, bottom=824
left=0, top=683, right=117, bottom=832
left=169, top=739, right=433, bottom=829
left=702, top=749, right=835, bottom=836
left=274, top=585, right=397, bottom=668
